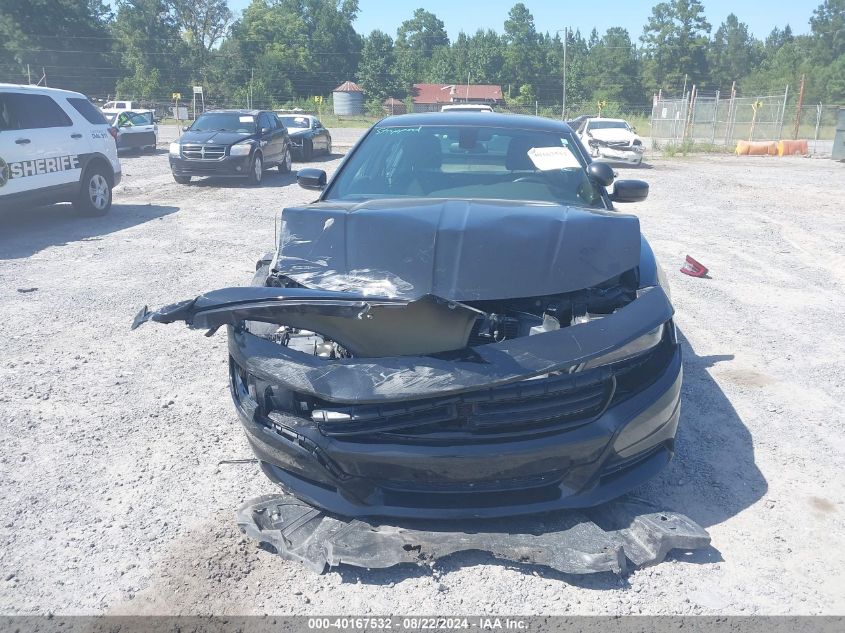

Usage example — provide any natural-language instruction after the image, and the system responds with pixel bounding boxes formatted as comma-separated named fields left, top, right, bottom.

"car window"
left=67, top=97, right=108, bottom=125
left=258, top=113, right=272, bottom=130
left=190, top=112, right=256, bottom=133
left=0, top=95, right=18, bottom=130
left=326, top=125, right=602, bottom=207
left=119, top=112, right=153, bottom=126
left=279, top=116, right=310, bottom=129
left=2, top=93, right=73, bottom=129
left=587, top=120, right=629, bottom=131
left=273, top=114, right=285, bottom=130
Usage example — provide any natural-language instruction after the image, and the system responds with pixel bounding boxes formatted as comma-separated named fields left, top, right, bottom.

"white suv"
left=0, top=84, right=122, bottom=216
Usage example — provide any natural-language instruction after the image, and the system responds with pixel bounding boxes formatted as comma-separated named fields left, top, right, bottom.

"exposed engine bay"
left=255, top=267, right=639, bottom=359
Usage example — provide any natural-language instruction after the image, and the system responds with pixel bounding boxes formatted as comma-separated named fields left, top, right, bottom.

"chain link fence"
left=104, top=92, right=842, bottom=155
left=650, top=88, right=842, bottom=154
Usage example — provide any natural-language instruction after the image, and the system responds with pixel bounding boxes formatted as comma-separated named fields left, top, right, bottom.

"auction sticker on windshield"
left=527, top=146, right=581, bottom=170
left=239, top=116, right=255, bottom=123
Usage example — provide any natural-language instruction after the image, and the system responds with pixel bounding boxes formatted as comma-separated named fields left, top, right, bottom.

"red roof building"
left=411, top=83, right=504, bottom=111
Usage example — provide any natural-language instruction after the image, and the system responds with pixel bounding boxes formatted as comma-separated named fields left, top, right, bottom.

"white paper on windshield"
left=239, top=116, right=255, bottom=123
left=527, top=147, right=581, bottom=170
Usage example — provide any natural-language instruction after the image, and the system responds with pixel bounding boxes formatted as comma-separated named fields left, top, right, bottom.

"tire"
left=302, top=139, right=313, bottom=161
left=248, top=152, right=263, bottom=186
left=325, top=138, right=332, bottom=156
left=173, top=174, right=191, bottom=184
left=73, top=164, right=112, bottom=216
left=278, top=147, right=292, bottom=174
left=146, top=137, right=157, bottom=153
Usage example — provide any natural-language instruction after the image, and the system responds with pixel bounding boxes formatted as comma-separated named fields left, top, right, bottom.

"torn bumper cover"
left=135, top=284, right=681, bottom=519
left=237, top=494, right=710, bottom=575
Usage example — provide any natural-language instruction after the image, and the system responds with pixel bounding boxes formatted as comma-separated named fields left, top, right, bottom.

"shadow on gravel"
left=632, top=329, right=768, bottom=529
left=186, top=171, right=298, bottom=189
left=294, top=152, right=340, bottom=164
left=0, top=202, right=179, bottom=260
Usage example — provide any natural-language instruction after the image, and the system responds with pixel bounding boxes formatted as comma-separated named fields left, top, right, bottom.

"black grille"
left=314, top=368, right=614, bottom=443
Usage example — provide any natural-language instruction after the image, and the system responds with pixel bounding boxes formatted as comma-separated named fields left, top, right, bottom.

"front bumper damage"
left=237, top=494, right=710, bottom=575
left=135, top=285, right=684, bottom=519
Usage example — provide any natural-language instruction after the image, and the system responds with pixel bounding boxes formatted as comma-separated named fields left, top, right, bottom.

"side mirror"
left=261, top=126, right=272, bottom=135
left=586, top=162, right=615, bottom=187
left=181, top=126, right=190, bottom=132
left=610, top=179, right=649, bottom=203
left=297, top=168, right=327, bottom=190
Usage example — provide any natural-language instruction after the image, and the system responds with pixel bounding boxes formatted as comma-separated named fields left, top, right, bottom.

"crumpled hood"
left=275, top=199, right=641, bottom=301
left=587, top=128, right=639, bottom=144
left=179, top=130, right=253, bottom=145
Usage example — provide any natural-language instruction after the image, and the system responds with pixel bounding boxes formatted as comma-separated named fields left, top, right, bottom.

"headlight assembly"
left=581, top=323, right=665, bottom=370
left=229, top=143, right=253, bottom=156
left=168, top=142, right=180, bottom=156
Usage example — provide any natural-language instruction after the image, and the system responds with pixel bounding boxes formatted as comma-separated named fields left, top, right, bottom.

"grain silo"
left=333, top=81, right=364, bottom=115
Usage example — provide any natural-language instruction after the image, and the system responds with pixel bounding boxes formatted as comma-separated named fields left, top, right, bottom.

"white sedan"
left=576, top=118, right=644, bottom=165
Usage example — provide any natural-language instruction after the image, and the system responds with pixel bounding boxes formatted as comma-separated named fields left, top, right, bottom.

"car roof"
left=201, top=109, right=264, bottom=116
left=0, top=83, right=86, bottom=98
left=376, top=112, right=573, bottom=133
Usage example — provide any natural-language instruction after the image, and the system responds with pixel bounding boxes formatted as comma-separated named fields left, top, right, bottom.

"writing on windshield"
left=191, top=113, right=255, bottom=133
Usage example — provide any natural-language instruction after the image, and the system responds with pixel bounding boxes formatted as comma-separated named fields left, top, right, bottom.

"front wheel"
left=248, top=153, right=263, bottom=186
left=278, top=147, right=292, bottom=174
left=73, top=165, right=112, bottom=216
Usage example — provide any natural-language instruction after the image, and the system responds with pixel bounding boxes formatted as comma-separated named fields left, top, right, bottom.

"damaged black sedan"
left=136, top=113, right=680, bottom=520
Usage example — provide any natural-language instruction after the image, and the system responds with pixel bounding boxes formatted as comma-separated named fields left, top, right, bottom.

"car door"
left=116, top=111, right=156, bottom=150
left=0, top=91, right=80, bottom=200
left=257, top=113, right=280, bottom=165
left=273, top=114, right=290, bottom=158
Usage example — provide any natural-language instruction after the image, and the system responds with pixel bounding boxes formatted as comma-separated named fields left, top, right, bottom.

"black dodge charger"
left=138, top=113, right=680, bottom=519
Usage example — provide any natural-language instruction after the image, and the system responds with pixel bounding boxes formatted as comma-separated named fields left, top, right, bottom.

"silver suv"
left=0, top=84, right=122, bottom=216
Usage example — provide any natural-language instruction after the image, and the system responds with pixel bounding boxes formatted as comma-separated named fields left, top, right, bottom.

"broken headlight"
left=581, top=323, right=665, bottom=370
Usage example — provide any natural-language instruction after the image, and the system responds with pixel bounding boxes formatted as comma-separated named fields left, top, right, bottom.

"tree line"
left=1, top=0, right=844, bottom=112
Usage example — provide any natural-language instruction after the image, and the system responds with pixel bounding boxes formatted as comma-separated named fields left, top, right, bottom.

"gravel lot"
left=1, top=135, right=843, bottom=616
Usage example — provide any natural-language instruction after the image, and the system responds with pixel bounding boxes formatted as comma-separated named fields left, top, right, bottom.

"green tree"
left=395, top=8, right=449, bottom=90
left=172, top=0, right=232, bottom=81
left=466, top=29, right=506, bottom=85
left=0, top=0, right=115, bottom=95
left=357, top=30, right=402, bottom=100
left=583, top=27, right=644, bottom=104
left=809, top=0, right=845, bottom=63
left=708, top=14, right=761, bottom=90
left=640, top=0, right=711, bottom=94
left=502, top=3, right=540, bottom=93
left=112, top=0, right=186, bottom=99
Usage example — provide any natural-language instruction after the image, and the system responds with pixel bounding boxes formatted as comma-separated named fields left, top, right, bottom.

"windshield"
left=325, top=125, right=602, bottom=207
left=280, top=116, right=310, bottom=129
left=190, top=112, right=256, bottom=133
left=588, top=120, right=629, bottom=130
left=114, top=111, right=153, bottom=126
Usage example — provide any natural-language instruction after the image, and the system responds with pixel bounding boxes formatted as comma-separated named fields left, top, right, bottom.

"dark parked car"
left=169, top=109, right=292, bottom=185
left=137, top=113, right=679, bottom=521
left=278, top=114, right=331, bottom=160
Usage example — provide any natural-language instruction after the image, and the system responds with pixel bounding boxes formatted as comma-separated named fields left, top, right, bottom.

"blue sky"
left=228, top=0, right=818, bottom=39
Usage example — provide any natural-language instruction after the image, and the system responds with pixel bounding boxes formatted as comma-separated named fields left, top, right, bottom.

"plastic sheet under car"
left=238, top=494, right=710, bottom=575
